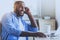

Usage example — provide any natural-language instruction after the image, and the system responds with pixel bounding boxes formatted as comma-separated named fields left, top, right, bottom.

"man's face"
left=14, top=2, right=25, bottom=16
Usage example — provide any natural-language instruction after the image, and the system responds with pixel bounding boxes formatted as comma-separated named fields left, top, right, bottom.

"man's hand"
left=36, top=32, right=46, bottom=37
left=24, top=7, right=37, bottom=27
left=24, top=7, right=31, bottom=15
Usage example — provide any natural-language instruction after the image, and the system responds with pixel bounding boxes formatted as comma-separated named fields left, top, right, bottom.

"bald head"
left=14, top=1, right=25, bottom=16
left=14, top=1, right=24, bottom=5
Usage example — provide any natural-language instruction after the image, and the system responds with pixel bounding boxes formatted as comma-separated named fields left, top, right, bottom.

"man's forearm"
left=27, top=12, right=37, bottom=27
left=20, top=31, right=46, bottom=37
left=20, top=31, right=37, bottom=37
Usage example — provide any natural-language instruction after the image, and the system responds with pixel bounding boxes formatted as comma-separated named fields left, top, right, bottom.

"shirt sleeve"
left=2, top=14, right=22, bottom=37
left=27, top=24, right=38, bottom=32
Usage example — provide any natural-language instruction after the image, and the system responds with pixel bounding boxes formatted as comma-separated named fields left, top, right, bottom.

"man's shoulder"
left=2, top=12, right=14, bottom=19
left=4, top=12, right=14, bottom=17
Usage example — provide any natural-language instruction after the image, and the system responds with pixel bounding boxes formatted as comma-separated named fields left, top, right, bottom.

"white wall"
left=41, top=0, right=55, bottom=18
left=0, top=0, right=15, bottom=21
left=56, top=0, right=60, bottom=27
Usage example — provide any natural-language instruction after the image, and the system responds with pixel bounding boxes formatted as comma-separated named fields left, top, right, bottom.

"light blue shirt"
left=2, top=12, right=38, bottom=40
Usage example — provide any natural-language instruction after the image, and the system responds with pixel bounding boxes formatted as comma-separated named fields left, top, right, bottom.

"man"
left=2, top=1, right=46, bottom=40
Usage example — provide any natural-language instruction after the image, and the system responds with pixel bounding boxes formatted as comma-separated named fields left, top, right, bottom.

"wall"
left=41, top=0, right=55, bottom=19
left=56, top=0, right=60, bottom=27
left=0, top=0, right=15, bottom=21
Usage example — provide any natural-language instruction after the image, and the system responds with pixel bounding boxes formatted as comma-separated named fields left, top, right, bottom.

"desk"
left=35, top=36, right=60, bottom=40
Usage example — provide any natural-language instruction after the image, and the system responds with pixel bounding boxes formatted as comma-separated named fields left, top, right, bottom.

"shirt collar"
left=12, top=11, right=23, bottom=18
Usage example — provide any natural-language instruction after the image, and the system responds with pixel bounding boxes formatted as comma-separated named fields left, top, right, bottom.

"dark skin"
left=14, top=1, right=46, bottom=37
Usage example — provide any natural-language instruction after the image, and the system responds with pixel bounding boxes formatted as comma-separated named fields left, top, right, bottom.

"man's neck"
left=14, top=11, right=20, bottom=17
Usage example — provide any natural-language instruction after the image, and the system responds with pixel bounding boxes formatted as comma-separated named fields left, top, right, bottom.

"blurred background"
left=0, top=0, right=55, bottom=20
left=1, top=0, right=60, bottom=40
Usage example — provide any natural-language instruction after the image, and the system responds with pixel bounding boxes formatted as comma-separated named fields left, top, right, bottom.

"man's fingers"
left=37, top=32, right=46, bottom=37
left=40, top=34, right=46, bottom=37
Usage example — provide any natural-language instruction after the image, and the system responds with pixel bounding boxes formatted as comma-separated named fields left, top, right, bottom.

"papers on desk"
left=35, top=37, right=60, bottom=40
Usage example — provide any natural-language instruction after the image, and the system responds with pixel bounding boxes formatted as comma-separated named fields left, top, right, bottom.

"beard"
left=15, top=9, right=25, bottom=16
left=17, top=11, right=24, bottom=16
